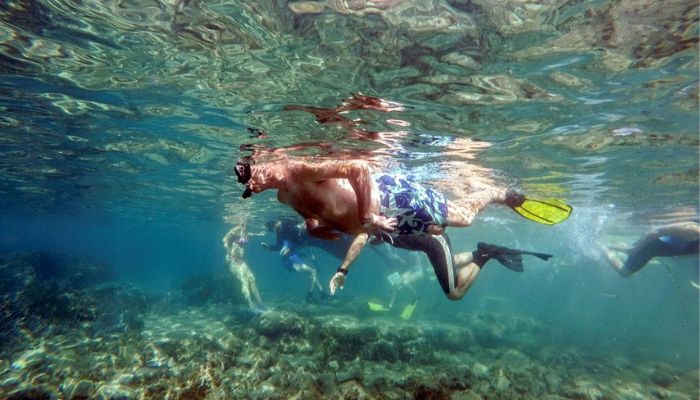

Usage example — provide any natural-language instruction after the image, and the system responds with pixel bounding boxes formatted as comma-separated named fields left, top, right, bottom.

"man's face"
left=245, top=165, right=275, bottom=196
left=235, top=159, right=254, bottom=198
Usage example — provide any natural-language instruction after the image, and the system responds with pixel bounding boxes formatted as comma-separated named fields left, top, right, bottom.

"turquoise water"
left=0, top=1, right=698, bottom=399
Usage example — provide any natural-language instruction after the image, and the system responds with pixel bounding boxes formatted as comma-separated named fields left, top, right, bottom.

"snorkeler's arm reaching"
left=329, top=232, right=369, bottom=295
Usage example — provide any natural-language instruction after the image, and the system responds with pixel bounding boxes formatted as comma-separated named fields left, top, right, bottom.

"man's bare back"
left=277, top=175, right=366, bottom=235
left=241, top=158, right=395, bottom=237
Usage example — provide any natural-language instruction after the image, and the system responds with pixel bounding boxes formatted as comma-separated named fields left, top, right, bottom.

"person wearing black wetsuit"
left=263, top=218, right=353, bottom=259
left=262, top=218, right=336, bottom=302
left=265, top=218, right=553, bottom=300
left=379, top=234, right=553, bottom=300
left=600, top=221, right=699, bottom=278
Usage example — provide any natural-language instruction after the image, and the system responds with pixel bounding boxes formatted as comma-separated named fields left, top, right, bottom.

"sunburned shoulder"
left=286, top=159, right=374, bottom=178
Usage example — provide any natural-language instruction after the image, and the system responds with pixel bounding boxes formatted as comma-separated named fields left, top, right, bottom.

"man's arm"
left=329, top=232, right=369, bottom=295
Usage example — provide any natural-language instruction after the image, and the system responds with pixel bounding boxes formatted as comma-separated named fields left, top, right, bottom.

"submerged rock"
left=63, top=379, right=96, bottom=399
left=177, top=272, right=246, bottom=308
left=255, top=310, right=310, bottom=339
left=6, top=386, right=58, bottom=400
left=0, top=252, right=152, bottom=356
left=650, top=363, right=679, bottom=388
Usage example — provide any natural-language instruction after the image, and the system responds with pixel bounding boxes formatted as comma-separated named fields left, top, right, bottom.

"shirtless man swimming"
left=235, top=156, right=570, bottom=296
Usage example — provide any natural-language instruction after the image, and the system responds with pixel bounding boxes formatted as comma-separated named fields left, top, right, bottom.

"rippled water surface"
left=1, top=0, right=698, bottom=220
left=0, top=0, right=698, bottom=398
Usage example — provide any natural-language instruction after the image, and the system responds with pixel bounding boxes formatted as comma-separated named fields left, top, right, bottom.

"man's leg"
left=446, top=251, right=482, bottom=300
left=599, top=240, right=655, bottom=277
left=297, top=263, right=323, bottom=294
left=445, top=188, right=507, bottom=227
left=599, top=244, right=628, bottom=276
left=390, top=234, right=483, bottom=300
left=235, top=268, right=255, bottom=308
left=447, top=262, right=481, bottom=300
left=387, top=288, right=398, bottom=309
left=248, top=273, right=263, bottom=307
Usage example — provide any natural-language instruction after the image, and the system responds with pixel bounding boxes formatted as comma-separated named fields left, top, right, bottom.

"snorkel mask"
left=234, top=158, right=253, bottom=198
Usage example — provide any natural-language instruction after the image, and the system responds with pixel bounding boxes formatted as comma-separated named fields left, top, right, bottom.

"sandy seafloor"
left=1, top=252, right=697, bottom=400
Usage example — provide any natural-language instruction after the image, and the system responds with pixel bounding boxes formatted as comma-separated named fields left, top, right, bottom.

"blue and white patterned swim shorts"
left=375, top=174, right=448, bottom=235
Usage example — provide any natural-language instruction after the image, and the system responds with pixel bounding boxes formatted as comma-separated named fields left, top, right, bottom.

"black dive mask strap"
left=235, top=159, right=252, bottom=184
left=235, top=158, right=254, bottom=199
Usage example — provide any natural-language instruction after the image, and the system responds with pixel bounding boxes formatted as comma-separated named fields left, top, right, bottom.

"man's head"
left=235, top=158, right=253, bottom=198
left=235, top=158, right=251, bottom=183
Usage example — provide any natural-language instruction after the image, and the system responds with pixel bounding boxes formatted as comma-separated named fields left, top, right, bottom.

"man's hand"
left=329, top=272, right=346, bottom=295
left=363, top=214, right=397, bottom=233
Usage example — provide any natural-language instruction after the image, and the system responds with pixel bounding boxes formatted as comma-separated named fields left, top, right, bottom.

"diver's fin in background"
left=400, top=301, right=417, bottom=320
left=505, top=192, right=572, bottom=225
left=368, top=302, right=390, bottom=312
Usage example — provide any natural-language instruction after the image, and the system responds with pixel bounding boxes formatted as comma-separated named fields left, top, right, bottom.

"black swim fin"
left=476, top=242, right=553, bottom=272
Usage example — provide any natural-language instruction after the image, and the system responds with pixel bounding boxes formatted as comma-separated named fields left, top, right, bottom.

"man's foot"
left=504, top=190, right=526, bottom=208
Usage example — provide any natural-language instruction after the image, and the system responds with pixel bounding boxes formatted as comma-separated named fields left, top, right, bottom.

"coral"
left=0, top=258, right=697, bottom=400
left=255, top=310, right=309, bottom=339
left=6, top=387, right=55, bottom=400
left=649, top=363, right=678, bottom=388
left=0, top=252, right=153, bottom=359
left=178, top=273, right=246, bottom=307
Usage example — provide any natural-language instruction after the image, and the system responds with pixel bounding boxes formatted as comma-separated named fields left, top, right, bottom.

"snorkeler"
left=234, top=157, right=571, bottom=295
left=262, top=217, right=404, bottom=301
left=599, top=221, right=699, bottom=279
left=262, top=217, right=352, bottom=260
left=368, top=252, right=426, bottom=320
left=222, top=221, right=264, bottom=310
left=261, top=218, right=329, bottom=302
left=277, top=240, right=328, bottom=303
left=372, top=234, right=553, bottom=300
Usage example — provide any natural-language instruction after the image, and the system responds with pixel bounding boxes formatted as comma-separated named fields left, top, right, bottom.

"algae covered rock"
left=6, top=386, right=58, bottom=400
left=255, top=310, right=310, bottom=339
left=0, top=252, right=151, bottom=355
left=650, top=363, right=678, bottom=388
left=178, top=272, right=246, bottom=307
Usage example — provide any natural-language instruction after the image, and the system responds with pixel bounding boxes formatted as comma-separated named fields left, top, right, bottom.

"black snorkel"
left=235, top=158, right=253, bottom=199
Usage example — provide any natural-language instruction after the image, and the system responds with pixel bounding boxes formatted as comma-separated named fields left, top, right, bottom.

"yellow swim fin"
left=400, top=301, right=417, bottom=320
left=368, top=302, right=390, bottom=312
left=506, top=192, right=572, bottom=225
